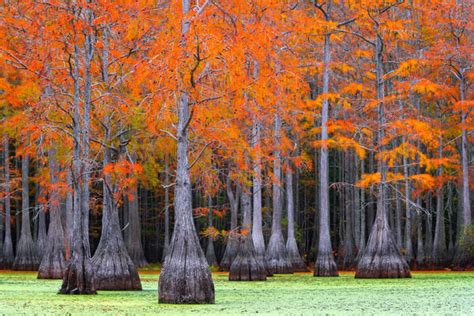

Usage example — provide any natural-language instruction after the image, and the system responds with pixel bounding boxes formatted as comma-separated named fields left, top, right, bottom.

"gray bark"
left=285, top=163, right=307, bottom=272
left=355, top=29, right=410, bottom=278
left=252, top=119, right=266, bottom=261
left=220, top=172, right=240, bottom=271
left=0, top=136, right=14, bottom=268
left=162, top=154, right=170, bottom=261
left=205, top=196, right=218, bottom=267
left=13, top=154, right=39, bottom=270
left=314, top=33, right=338, bottom=277
left=229, top=185, right=267, bottom=281
left=125, top=182, right=148, bottom=267
left=158, top=5, right=214, bottom=299
left=265, top=114, right=293, bottom=274
left=38, top=151, right=67, bottom=279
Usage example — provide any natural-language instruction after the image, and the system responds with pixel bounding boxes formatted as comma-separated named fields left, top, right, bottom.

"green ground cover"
left=0, top=271, right=473, bottom=315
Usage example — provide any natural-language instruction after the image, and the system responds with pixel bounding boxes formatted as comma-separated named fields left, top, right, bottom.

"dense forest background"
left=0, top=0, right=472, bottom=300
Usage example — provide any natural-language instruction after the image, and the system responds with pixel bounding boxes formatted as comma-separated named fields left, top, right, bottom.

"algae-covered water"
left=0, top=271, right=473, bottom=315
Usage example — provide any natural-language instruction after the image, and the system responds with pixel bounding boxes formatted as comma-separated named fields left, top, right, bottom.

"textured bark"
left=13, top=154, right=40, bottom=271
left=394, top=183, right=403, bottom=248
left=64, top=169, right=73, bottom=260
left=314, top=34, right=338, bottom=277
left=285, top=165, right=307, bottom=272
left=338, top=151, right=355, bottom=269
left=0, top=136, right=14, bottom=269
left=355, top=31, right=410, bottom=279
left=162, top=154, right=170, bottom=262
left=415, top=210, right=426, bottom=267
left=158, top=88, right=214, bottom=304
left=205, top=196, right=218, bottom=267
left=265, top=115, right=293, bottom=275
left=229, top=188, right=267, bottom=281
left=125, top=183, right=148, bottom=268
left=59, top=38, right=96, bottom=294
left=433, top=188, right=447, bottom=267
left=252, top=119, right=266, bottom=262
left=220, top=174, right=240, bottom=271
left=92, top=153, right=141, bottom=290
left=38, top=152, right=67, bottom=279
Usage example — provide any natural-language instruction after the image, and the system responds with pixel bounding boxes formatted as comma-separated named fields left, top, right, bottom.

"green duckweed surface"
left=0, top=270, right=473, bottom=315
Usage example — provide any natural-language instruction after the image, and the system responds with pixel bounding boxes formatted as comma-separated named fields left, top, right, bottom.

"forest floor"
left=0, top=270, right=473, bottom=315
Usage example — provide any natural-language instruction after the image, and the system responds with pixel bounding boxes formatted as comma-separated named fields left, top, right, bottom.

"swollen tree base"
left=314, top=251, right=339, bottom=277
left=286, top=239, right=308, bottom=272
left=37, top=241, right=66, bottom=279
left=158, top=230, right=215, bottom=304
left=229, top=236, right=267, bottom=281
left=59, top=256, right=96, bottom=294
left=219, top=237, right=239, bottom=271
left=355, top=217, right=411, bottom=278
left=92, top=247, right=142, bottom=290
left=12, top=240, right=39, bottom=271
left=265, top=234, right=293, bottom=275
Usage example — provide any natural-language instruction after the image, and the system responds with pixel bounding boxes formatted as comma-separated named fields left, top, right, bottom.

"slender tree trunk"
left=220, top=172, right=240, bottom=271
left=395, top=182, right=403, bottom=248
left=403, top=154, right=414, bottom=265
left=126, top=182, right=148, bottom=267
left=36, top=185, right=47, bottom=260
left=459, top=77, right=471, bottom=236
left=13, top=154, right=39, bottom=271
left=339, top=151, right=355, bottom=269
left=252, top=119, right=266, bottom=262
left=38, top=150, right=67, bottom=279
left=266, top=114, right=293, bottom=274
left=229, top=183, right=267, bottom=281
left=162, top=154, right=170, bottom=261
left=0, top=136, right=14, bottom=268
left=314, top=34, right=338, bottom=277
left=205, top=196, right=218, bottom=267
left=285, top=162, right=307, bottom=272
left=64, top=168, right=73, bottom=260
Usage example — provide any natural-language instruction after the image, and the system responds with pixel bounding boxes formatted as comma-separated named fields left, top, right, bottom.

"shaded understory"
left=0, top=270, right=473, bottom=315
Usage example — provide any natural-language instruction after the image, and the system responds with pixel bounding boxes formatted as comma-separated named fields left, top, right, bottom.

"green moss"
left=0, top=271, right=473, bottom=315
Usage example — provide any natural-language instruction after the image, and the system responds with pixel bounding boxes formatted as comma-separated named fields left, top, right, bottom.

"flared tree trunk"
left=285, top=164, right=307, bottom=272
left=265, top=115, right=293, bottom=275
left=158, top=90, right=214, bottom=304
left=314, top=34, right=338, bottom=277
left=205, top=196, right=218, bottom=267
left=13, top=154, right=39, bottom=271
left=92, top=149, right=142, bottom=290
left=38, top=152, right=67, bottom=279
left=220, top=173, right=240, bottom=271
left=0, top=136, right=14, bottom=268
left=125, top=183, right=148, bottom=267
left=59, top=39, right=96, bottom=294
left=229, top=187, right=267, bottom=281
left=355, top=31, right=410, bottom=279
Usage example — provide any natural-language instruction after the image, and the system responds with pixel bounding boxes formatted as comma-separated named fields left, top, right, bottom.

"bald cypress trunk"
left=220, top=173, right=240, bottom=271
left=0, top=136, right=14, bottom=269
left=285, top=164, right=307, bottom=272
left=315, top=34, right=338, bottom=277
left=59, top=33, right=96, bottom=294
left=229, top=186, right=267, bottom=281
left=36, top=186, right=47, bottom=260
left=266, top=115, right=293, bottom=274
left=92, top=149, right=142, bottom=290
left=38, top=151, right=67, bottom=279
left=13, top=154, right=39, bottom=271
left=162, top=155, right=170, bottom=262
left=126, top=182, right=148, bottom=267
left=355, top=30, right=410, bottom=279
left=205, top=196, right=218, bottom=267
left=252, top=119, right=266, bottom=263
